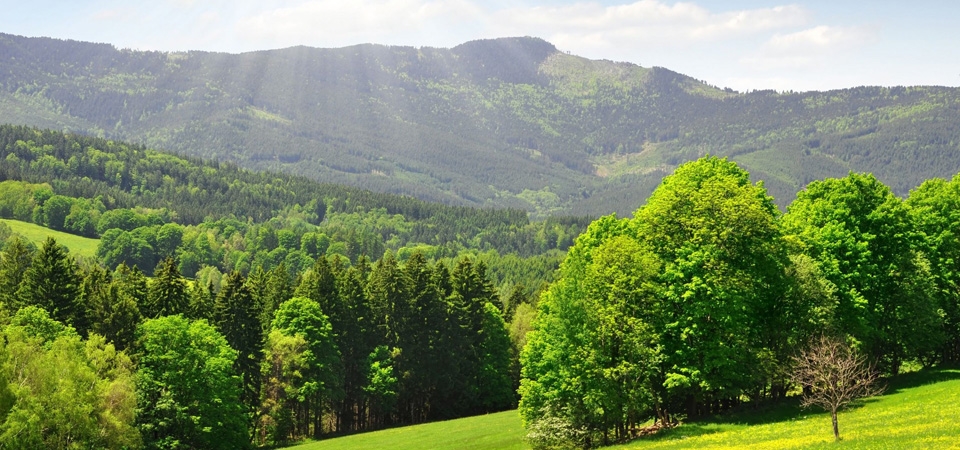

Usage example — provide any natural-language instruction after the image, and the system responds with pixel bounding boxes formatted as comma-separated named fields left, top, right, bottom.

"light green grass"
left=284, top=410, right=529, bottom=450
left=284, top=369, right=960, bottom=450
left=0, top=219, right=100, bottom=259
left=615, top=369, right=960, bottom=449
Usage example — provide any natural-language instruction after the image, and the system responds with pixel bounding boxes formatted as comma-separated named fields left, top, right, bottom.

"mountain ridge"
left=2, top=32, right=959, bottom=216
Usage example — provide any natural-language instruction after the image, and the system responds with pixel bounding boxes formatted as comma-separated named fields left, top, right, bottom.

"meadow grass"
left=283, top=368, right=960, bottom=450
left=615, top=368, right=960, bottom=449
left=0, top=219, right=100, bottom=259
left=283, top=410, right=529, bottom=450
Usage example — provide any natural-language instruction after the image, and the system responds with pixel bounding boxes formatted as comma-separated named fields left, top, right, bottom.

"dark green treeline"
left=0, top=236, right=515, bottom=448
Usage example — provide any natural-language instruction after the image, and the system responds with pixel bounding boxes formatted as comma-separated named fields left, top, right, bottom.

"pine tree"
left=0, top=236, right=34, bottom=313
left=214, top=270, right=264, bottom=411
left=145, top=256, right=188, bottom=318
left=85, top=267, right=141, bottom=351
left=16, top=237, right=82, bottom=328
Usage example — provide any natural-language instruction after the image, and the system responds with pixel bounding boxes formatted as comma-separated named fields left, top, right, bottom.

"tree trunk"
left=831, top=409, right=840, bottom=441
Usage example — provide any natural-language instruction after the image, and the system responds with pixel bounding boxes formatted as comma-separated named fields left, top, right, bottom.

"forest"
left=0, top=120, right=957, bottom=448
left=519, top=156, right=960, bottom=448
left=0, top=125, right=583, bottom=448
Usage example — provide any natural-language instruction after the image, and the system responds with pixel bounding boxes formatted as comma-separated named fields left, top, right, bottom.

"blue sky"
left=3, top=1, right=958, bottom=92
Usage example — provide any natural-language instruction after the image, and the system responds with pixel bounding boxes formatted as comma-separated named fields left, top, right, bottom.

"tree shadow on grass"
left=881, top=367, right=960, bottom=395
left=637, top=422, right=726, bottom=443
left=623, top=367, right=960, bottom=446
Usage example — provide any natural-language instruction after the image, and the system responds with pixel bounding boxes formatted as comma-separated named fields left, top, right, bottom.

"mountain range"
left=2, top=32, right=959, bottom=216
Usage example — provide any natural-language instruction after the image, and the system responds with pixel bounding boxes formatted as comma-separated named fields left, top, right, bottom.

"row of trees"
left=519, top=156, right=960, bottom=447
left=0, top=234, right=516, bottom=448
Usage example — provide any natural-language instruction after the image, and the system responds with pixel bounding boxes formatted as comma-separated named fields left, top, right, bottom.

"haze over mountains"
left=2, top=32, right=959, bottom=216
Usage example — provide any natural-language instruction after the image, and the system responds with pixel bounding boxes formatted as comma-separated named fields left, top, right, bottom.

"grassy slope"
left=616, top=369, right=960, bottom=449
left=0, top=219, right=99, bottom=259
left=284, top=369, right=960, bottom=450
left=285, top=410, right=528, bottom=450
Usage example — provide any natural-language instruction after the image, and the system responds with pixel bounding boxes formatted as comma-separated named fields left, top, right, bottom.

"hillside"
left=2, top=33, right=960, bottom=215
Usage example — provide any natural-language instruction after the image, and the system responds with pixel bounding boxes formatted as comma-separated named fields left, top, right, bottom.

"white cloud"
left=235, top=0, right=483, bottom=48
left=741, top=25, right=873, bottom=70
left=490, top=1, right=809, bottom=53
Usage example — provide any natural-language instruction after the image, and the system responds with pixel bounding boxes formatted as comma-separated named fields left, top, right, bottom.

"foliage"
left=906, top=174, right=960, bottom=363
left=16, top=237, right=83, bottom=331
left=0, top=310, right=139, bottom=449
left=259, top=330, right=310, bottom=446
left=134, top=315, right=248, bottom=450
left=270, top=297, right=342, bottom=438
left=782, top=172, right=941, bottom=372
left=0, top=124, right=582, bottom=260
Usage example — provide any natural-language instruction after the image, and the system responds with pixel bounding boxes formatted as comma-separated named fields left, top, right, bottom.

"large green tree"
left=144, top=256, right=188, bottom=318
left=0, top=307, right=139, bottom=449
left=271, top=297, right=342, bottom=438
left=633, top=156, right=791, bottom=417
left=783, top=172, right=942, bottom=372
left=135, top=315, right=248, bottom=450
left=213, top=271, right=263, bottom=412
left=906, top=175, right=960, bottom=363
left=520, top=216, right=660, bottom=446
left=0, top=236, right=34, bottom=314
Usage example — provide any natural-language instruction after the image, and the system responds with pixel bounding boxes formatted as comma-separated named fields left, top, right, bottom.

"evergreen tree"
left=445, top=257, right=499, bottom=416
left=113, top=263, right=148, bottom=312
left=214, top=271, right=264, bottom=412
left=0, top=236, right=34, bottom=314
left=335, top=257, right=376, bottom=432
left=187, top=279, right=216, bottom=321
left=16, top=237, right=82, bottom=329
left=145, top=256, right=188, bottom=318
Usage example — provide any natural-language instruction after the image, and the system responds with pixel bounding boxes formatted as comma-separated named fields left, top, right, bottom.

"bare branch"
left=789, top=335, right=883, bottom=440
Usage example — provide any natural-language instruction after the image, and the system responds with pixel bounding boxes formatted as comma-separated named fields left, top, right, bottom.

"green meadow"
left=0, top=218, right=100, bottom=259
left=616, top=369, right=960, bottom=450
left=287, top=369, right=960, bottom=450
left=284, top=409, right=528, bottom=450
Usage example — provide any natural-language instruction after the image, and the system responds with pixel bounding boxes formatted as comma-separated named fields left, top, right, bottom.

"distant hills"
left=2, top=32, right=959, bottom=216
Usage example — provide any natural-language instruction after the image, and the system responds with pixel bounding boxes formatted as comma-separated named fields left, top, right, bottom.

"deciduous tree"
left=790, top=335, right=883, bottom=441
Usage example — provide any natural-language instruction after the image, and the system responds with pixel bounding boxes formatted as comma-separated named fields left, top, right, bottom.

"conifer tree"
left=16, top=237, right=82, bottom=329
left=214, top=270, right=264, bottom=411
left=145, top=256, right=188, bottom=318
left=0, top=236, right=34, bottom=313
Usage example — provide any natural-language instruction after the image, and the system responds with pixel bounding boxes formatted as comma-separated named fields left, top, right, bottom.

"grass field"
left=284, top=410, right=529, bottom=450
left=617, top=368, right=960, bottom=449
left=286, top=368, right=960, bottom=450
left=0, top=219, right=100, bottom=258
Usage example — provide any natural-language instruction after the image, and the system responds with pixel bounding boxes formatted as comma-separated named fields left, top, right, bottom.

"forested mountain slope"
left=2, top=33, right=959, bottom=215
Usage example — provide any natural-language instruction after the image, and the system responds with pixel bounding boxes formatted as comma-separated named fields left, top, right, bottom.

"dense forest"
left=2, top=33, right=960, bottom=216
left=0, top=124, right=587, bottom=280
left=0, top=126, right=570, bottom=448
left=0, top=235, right=520, bottom=448
left=1, top=136, right=958, bottom=448
left=519, top=156, right=960, bottom=448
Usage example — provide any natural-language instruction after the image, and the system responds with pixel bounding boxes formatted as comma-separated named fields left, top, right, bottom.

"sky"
left=2, top=0, right=958, bottom=92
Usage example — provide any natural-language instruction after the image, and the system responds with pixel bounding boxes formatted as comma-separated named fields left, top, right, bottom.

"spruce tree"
left=145, top=256, right=188, bottom=318
left=0, top=236, right=34, bottom=313
left=16, top=237, right=82, bottom=328
left=213, top=270, right=263, bottom=411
